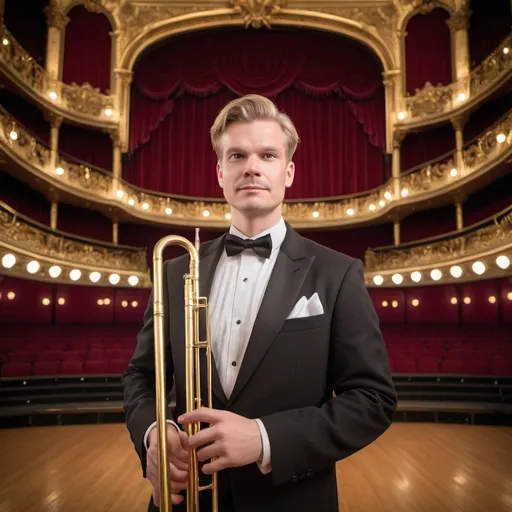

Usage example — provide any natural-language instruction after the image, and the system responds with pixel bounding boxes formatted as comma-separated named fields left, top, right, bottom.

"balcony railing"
left=0, top=26, right=117, bottom=127
left=1, top=106, right=510, bottom=229
left=0, top=201, right=150, bottom=288
left=364, top=206, right=512, bottom=287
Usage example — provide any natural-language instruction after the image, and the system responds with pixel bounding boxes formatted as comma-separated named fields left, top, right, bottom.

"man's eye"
left=230, top=154, right=243, bottom=160
left=263, top=154, right=275, bottom=159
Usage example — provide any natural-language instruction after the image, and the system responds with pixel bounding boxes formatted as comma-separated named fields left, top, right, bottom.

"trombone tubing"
left=152, top=235, right=199, bottom=512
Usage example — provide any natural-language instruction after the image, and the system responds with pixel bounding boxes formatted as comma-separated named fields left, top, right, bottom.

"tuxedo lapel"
left=198, top=235, right=228, bottom=406
left=227, top=226, right=314, bottom=406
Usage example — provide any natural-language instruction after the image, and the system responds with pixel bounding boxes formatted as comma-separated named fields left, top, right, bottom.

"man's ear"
left=285, top=161, right=295, bottom=188
left=216, top=161, right=223, bottom=188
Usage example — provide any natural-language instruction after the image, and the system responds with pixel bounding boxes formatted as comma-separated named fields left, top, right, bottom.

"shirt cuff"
left=254, top=418, right=272, bottom=474
left=143, top=420, right=181, bottom=451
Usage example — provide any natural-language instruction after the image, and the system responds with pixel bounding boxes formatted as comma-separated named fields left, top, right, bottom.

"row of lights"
left=1, top=254, right=141, bottom=286
left=379, top=293, right=512, bottom=308
left=372, top=255, right=510, bottom=286
left=3, top=292, right=140, bottom=308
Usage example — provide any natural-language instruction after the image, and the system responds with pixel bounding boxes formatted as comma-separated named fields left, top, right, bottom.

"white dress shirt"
left=144, top=217, right=287, bottom=473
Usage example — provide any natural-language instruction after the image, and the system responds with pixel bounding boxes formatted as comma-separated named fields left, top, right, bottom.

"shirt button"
left=231, top=361, right=237, bottom=367
left=236, top=320, right=241, bottom=325
left=243, top=278, right=248, bottom=282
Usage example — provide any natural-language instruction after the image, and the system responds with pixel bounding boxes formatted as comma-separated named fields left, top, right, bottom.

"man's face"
left=216, top=119, right=295, bottom=218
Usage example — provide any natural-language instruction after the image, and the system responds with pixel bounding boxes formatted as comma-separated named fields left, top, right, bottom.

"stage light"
left=122, top=300, right=128, bottom=307
left=397, top=111, right=406, bottom=121
left=165, top=208, right=173, bottom=215
left=128, top=199, right=135, bottom=206
left=457, top=92, right=466, bottom=102
left=141, top=202, right=150, bottom=210
left=225, top=213, right=231, bottom=220
left=430, top=269, right=442, bottom=281
left=411, top=299, right=419, bottom=307
left=346, top=208, right=355, bottom=216
left=488, top=296, right=496, bottom=304
left=2, top=38, right=9, bottom=46
left=104, top=108, right=113, bottom=117
left=104, top=298, right=111, bottom=305
left=97, top=299, right=104, bottom=306
left=463, top=297, right=471, bottom=304
left=128, top=275, right=139, bottom=286
left=450, top=297, right=458, bottom=305
left=48, top=91, right=57, bottom=100
left=472, top=261, right=485, bottom=275
left=131, top=300, right=138, bottom=308
left=9, top=130, right=17, bottom=140
left=69, top=269, right=81, bottom=281
left=496, top=133, right=506, bottom=143
left=116, top=189, right=124, bottom=198
left=392, top=273, right=403, bottom=284
left=7, top=291, right=15, bottom=300
left=507, top=292, right=512, bottom=301
left=373, top=275, right=384, bottom=286
left=504, top=47, right=509, bottom=54
left=401, top=188, right=408, bottom=197
left=382, top=300, right=388, bottom=307
left=369, top=204, right=376, bottom=211
left=109, top=273, right=120, bottom=285
left=58, top=297, right=65, bottom=305
left=450, top=265, right=463, bottom=278
left=56, top=167, right=64, bottom=175
left=450, top=168, right=458, bottom=177
left=379, top=200, right=385, bottom=207
left=89, top=271, right=101, bottom=283
left=496, top=255, right=510, bottom=269
left=411, top=271, right=422, bottom=282
left=384, top=191, right=392, bottom=200
left=26, top=260, right=40, bottom=274
left=49, top=265, right=62, bottom=278
left=42, top=297, right=50, bottom=306
left=202, top=210, right=210, bottom=217
left=391, top=300, right=398, bottom=308
left=2, top=254, right=16, bottom=268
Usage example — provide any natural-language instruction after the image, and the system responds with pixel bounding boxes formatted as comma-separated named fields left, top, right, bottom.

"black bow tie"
left=225, top=233, right=272, bottom=259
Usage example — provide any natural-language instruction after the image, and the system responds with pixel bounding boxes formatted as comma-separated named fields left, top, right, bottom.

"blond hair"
left=210, top=94, right=300, bottom=161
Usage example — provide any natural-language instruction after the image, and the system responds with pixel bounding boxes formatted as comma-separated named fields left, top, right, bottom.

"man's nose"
left=244, top=155, right=261, bottom=175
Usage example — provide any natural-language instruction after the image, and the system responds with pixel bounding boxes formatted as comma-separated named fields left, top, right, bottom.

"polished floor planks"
left=0, top=423, right=511, bottom=512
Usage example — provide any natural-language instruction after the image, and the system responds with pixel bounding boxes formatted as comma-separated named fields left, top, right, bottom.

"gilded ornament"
left=61, top=82, right=113, bottom=117
left=405, top=81, right=453, bottom=119
left=229, top=0, right=287, bottom=29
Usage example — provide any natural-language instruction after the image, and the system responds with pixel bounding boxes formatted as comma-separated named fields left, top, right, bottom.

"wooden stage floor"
left=0, top=422, right=511, bottom=512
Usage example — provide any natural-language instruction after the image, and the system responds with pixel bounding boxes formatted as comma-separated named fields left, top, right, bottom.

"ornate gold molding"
left=364, top=207, right=512, bottom=287
left=397, top=31, right=511, bottom=129
left=1, top=105, right=510, bottom=230
left=0, top=202, right=150, bottom=287
left=229, top=0, right=287, bottom=28
left=0, top=25, right=117, bottom=129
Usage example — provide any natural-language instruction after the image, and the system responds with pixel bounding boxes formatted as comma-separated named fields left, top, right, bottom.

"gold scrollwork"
left=405, top=81, right=454, bottom=119
left=0, top=205, right=148, bottom=273
left=229, top=0, right=287, bottom=28
left=364, top=209, right=512, bottom=272
left=61, top=82, right=113, bottom=117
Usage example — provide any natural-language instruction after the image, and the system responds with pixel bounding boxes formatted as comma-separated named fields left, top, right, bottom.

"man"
left=122, top=94, right=397, bottom=512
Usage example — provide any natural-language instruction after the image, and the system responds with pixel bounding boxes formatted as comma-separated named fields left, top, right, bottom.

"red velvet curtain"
left=62, top=5, right=112, bottom=93
left=125, top=29, right=386, bottom=199
left=405, top=8, right=452, bottom=94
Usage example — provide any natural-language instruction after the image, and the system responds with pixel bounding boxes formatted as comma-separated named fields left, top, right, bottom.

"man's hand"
left=146, top=424, right=189, bottom=506
left=178, top=407, right=263, bottom=474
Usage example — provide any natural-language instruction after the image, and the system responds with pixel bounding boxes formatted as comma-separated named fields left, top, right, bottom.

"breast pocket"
left=280, top=313, right=326, bottom=332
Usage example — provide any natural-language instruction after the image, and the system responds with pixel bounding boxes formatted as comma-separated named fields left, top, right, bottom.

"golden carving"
left=0, top=203, right=148, bottom=273
left=229, top=0, right=287, bottom=28
left=44, top=0, right=70, bottom=30
left=446, top=3, right=471, bottom=32
left=61, top=82, right=113, bottom=117
left=364, top=208, right=512, bottom=272
left=83, top=0, right=104, bottom=14
left=405, top=81, right=453, bottom=118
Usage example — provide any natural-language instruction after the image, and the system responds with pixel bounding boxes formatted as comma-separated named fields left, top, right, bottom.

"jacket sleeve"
left=121, top=260, right=175, bottom=477
left=259, top=259, right=397, bottom=486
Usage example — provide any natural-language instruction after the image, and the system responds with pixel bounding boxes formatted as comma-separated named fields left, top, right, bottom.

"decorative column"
left=114, top=69, right=133, bottom=153
left=112, top=219, right=118, bottom=245
left=45, top=112, right=63, bottom=169
left=447, top=2, right=471, bottom=96
left=393, top=220, right=401, bottom=245
left=392, top=130, right=406, bottom=200
left=50, top=200, right=58, bottom=230
left=451, top=114, right=468, bottom=175
left=44, top=0, right=69, bottom=81
left=109, top=129, right=122, bottom=194
left=455, top=201, right=464, bottom=230
left=383, top=70, right=401, bottom=154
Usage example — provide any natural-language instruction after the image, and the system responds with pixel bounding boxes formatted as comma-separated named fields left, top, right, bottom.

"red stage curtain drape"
left=405, top=8, right=452, bottom=94
left=124, top=29, right=386, bottom=199
left=62, top=6, right=112, bottom=93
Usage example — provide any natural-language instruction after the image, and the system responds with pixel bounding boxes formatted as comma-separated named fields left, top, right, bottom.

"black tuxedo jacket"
left=122, top=223, right=397, bottom=512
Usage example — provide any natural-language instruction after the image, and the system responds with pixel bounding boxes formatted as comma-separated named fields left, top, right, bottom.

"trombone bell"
left=152, top=230, right=218, bottom=512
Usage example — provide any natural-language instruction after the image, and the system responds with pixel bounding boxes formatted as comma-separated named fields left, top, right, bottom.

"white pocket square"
left=286, top=293, right=324, bottom=319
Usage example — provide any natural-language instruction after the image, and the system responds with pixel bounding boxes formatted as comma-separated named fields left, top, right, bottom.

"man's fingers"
left=169, top=460, right=188, bottom=482
left=178, top=407, right=223, bottom=426
left=187, top=426, right=218, bottom=450
left=196, top=442, right=222, bottom=462
left=201, top=456, right=227, bottom=475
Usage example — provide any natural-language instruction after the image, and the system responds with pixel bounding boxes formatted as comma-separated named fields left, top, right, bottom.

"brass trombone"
left=152, top=228, right=218, bottom=512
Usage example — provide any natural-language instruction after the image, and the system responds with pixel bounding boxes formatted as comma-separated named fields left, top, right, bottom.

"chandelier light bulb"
left=2, top=253, right=16, bottom=268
